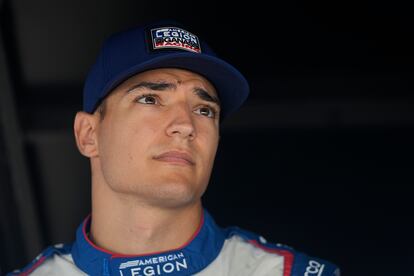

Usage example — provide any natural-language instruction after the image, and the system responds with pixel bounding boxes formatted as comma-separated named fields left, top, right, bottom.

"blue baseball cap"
left=83, top=20, right=249, bottom=119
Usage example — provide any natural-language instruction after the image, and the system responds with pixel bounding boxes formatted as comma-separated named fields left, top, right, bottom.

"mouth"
left=153, top=150, right=195, bottom=166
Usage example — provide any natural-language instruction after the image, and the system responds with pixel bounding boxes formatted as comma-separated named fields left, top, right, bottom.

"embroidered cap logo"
left=150, top=27, right=202, bottom=53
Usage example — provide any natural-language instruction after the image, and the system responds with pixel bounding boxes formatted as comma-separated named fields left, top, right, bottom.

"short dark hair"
left=95, top=99, right=107, bottom=121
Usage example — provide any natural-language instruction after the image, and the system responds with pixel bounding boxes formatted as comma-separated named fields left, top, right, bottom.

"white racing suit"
left=8, top=209, right=340, bottom=276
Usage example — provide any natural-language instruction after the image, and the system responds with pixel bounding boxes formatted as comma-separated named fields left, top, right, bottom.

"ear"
left=74, top=111, right=99, bottom=158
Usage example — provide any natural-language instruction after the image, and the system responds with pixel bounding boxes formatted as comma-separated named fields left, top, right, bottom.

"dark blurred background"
left=0, top=0, right=413, bottom=275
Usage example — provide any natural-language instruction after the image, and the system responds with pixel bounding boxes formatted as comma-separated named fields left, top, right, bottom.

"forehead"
left=118, top=68, right=218, bottom=97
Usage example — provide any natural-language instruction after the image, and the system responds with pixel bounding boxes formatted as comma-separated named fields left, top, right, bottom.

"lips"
left=153, top=151, right=195, bottom=166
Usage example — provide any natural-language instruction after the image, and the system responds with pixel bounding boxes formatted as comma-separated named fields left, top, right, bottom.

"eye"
left=194, top=106, right=217, bottom=118
left=136, top=94, right=159, bottom=105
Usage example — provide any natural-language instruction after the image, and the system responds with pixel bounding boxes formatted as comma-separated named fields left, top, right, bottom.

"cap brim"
left=100, top=52, right=249, bottom=119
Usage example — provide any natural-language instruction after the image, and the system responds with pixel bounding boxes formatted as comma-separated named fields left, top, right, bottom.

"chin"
left=154, top=182, right=199, bottom=206
left=126, top=179, right=201, bottom=208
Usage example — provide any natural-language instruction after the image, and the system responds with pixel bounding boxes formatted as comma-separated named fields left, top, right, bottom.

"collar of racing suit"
left=71, top=209, right=225, bottom=276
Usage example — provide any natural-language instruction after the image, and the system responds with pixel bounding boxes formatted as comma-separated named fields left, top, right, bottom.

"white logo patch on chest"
left=118, top=252, right=188, bottom=276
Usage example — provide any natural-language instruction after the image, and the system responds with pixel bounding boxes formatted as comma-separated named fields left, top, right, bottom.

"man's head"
left=75, top=68, right=220, bottom=208
left=74, top=21, right=249, bottom=208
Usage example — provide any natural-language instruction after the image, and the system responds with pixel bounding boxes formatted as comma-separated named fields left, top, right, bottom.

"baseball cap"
left=83, top=20, right=249, bottom=119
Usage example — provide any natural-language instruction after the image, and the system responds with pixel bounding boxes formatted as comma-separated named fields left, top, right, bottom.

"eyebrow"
left=193, top=88, right=221, bottom=106
left=126, top=81, right=175, bottom=92
left=126, top=81, right=221, bottom=107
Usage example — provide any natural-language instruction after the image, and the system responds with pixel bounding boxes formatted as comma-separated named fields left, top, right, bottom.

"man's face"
left=94, top=68, right=220, bottom=208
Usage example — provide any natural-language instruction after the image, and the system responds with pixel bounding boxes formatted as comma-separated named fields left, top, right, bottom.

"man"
left=9, top=20, right=340, bottom=276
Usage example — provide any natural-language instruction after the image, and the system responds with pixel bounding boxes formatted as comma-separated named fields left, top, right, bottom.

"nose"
left=165, top=103, right=196, bottom=140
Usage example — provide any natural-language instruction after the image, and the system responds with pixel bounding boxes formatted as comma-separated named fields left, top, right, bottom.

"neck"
left=89, top=172, right=203, bottom=256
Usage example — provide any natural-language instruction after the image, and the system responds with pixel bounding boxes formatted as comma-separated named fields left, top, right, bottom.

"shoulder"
left=7, top=243, right=84, bottom=276
left=223, top=226, right=341, bottom=276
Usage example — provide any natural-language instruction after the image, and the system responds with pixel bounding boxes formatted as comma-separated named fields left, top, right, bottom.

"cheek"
left=197, top=126, right=219, bottom=164
left=99, top=114, right=157, bottom=160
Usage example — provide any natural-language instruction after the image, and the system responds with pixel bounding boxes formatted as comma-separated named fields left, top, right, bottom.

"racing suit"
left=8, top=209, right=340, bottom=276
